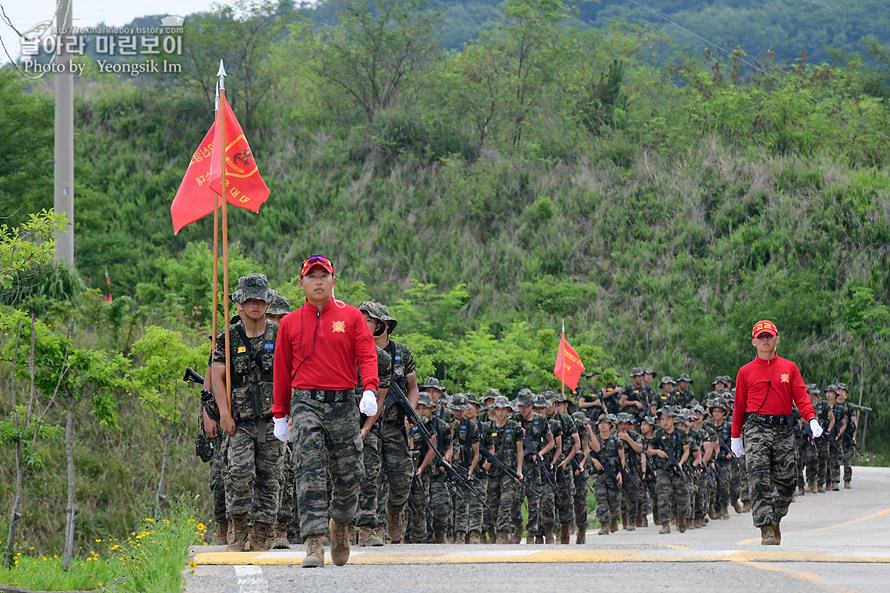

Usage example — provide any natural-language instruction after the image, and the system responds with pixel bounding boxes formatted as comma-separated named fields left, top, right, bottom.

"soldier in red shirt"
left=731, top=320, right=823, bottom=545
left=271, top=255, right=379, bottom=568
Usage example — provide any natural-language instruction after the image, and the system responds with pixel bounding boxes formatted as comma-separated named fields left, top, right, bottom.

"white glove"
left=273, top=416, right=290, bottom=442
left=810, top=418, right=824, bottom=439
left=731, top=437, right=744, bottom=458
left=360, top=390, right=378, bottom=416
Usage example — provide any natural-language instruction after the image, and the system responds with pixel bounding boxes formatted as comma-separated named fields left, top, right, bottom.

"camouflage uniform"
left=591, top=416, right=622, bottom=533
left=355, top=346, right=392, bottom=532
left=451, top=396, right=481, bottom=538
left=212, top=310, right=284, bottom=530
left=553, top=401, right=578, bottom=531
left=616, top=414, right=644, bottom=527
left=428, top=414, right=454, bottom=539
left=813, top=393, right=830, bottom=490
left=406, top=411, right=434, bottom=543
left=651, top=422, right=690, bottom=531
left=571, top=413, right=591, bottom=538
left=484, top=397, right=523, bottom=540
left=536, top=399, right=561, bottom=538
left=511, top=390, right=550, bottom=542
left=709, top=412, right=733, bottom=514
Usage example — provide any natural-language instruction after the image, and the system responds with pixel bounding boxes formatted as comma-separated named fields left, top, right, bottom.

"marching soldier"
left=648, top=406, right=690, bottom=534
left=482, top=396, right=524, bottom=543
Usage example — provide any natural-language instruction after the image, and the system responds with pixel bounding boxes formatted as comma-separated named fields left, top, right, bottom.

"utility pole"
left=54, top=0, right=74, bottom=266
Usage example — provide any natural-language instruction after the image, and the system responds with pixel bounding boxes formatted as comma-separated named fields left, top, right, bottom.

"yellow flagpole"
left=211, top=82, right=220, bottom=368
left=561, top=319, right=566, bottom=397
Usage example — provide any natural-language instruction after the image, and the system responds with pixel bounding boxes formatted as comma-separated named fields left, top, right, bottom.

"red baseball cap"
left=300, top=255, right=334, bottom=278
left=752, top=319, right=778, bottom=337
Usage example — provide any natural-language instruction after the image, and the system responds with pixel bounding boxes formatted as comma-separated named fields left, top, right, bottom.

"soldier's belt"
left=231, top=372, right=273, bottom=387
left=745, top=413, right=791, bottom=426
left=294, top=387, right=354, bottom=403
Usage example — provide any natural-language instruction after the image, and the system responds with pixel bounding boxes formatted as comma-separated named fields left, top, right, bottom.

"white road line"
left=235, top=564, right=268, bottom=593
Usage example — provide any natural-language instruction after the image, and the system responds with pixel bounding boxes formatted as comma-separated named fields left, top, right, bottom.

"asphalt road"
left=184, top=465, right=890, bottom=593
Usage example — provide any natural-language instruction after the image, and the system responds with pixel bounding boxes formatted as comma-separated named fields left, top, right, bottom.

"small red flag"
left=170, top=95, right=269, bottom=234
left=207, top=95, right=270, bottom=212
left=553, top=333, right=585, bottom=392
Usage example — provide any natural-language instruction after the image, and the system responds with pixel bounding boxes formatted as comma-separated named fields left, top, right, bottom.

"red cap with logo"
left=751, top=319, right=778, bottom=337
left=300, top=255, right=334, bottom=278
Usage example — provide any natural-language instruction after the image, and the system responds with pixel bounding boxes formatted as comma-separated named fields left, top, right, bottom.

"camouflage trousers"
left=487, top=472, right=520, bottom=533
left=429, top=471, right=454, bottom=534
left=356, top=423, right=382, bottom=528
left=290, top=395, right=363, bottom=537
left=593, top=473, right=620, bottom=524
left=555, top=466, right=575, bottom=525
left=739, top=456, right=751, bottom=503
left=841, top=439, right=853, bottom=483
left=815, top=437, right=829, bottom=486
left=643, top=474, right=657, bottom=516
left=828, top=437, right=841, bottom=482
left=691, top=470, right=708, bottom=519
left=277, top=441, right=296, bottom=526
left=619, top=468, right=641, bottom=519
left=407, top=469, right=431, bottom=542
left=210, top=433, right=228, bottom=524
left=511, top=463, right=540, bottom=533
left=572, top=468, right=589, bottom=531
left=655, top=468, right=689, bottom=523
left=537, top=466, right=556, bottom=534
left=799, top=439, right=818, bottom=484
left=455, top=471, right=485, bottom=534
left=374, top=417, right=414, bottom=520
left=468, top=474, right=487, bottom=534
left=742, top=420, right=797, bottom=527
left=225, top=419, right=284, bottom=524
left=713, top=460, right=731, bottom=508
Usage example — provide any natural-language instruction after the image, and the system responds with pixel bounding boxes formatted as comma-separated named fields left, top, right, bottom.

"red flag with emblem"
left=170, top=95, right=269, bottom=234
left=554, top=332, right=585, bottom=392
left=207, top=94, right=269, bottom=211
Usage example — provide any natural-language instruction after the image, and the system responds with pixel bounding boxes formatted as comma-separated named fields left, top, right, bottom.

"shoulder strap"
left=233, top=323, right=263, bottom=372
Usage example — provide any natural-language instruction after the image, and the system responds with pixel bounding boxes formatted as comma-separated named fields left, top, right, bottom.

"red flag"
left=170, top=95, right=269, bottom=234
left=553, top=333, right=585, bottom=392
left=104, top=267, right=113, bottom=303
left=207, top=95, right=270, bottom=212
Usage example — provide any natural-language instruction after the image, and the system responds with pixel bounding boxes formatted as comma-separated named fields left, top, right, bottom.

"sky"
left=0, top=0, right=220, bottom=65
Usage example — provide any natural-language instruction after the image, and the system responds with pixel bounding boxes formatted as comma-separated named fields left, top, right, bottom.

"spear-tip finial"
left=217, top=59, right=227, bottom=90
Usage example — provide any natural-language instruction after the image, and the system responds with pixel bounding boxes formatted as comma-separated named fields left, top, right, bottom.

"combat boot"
left=742, top=500, right=752, bottom=512
left=760, top=524, right=778, bottom=545
left=269, top=522, right=290, bottom=549
left=227, top=514, right=249, bottom=552
left=721, top=506, right=730, bottom=519
left=773, top=520, right=782, bottom=544
left=818, top=482, right=825, bottom=493
left=488, top=528, right=497, bottom=544
left=626, top=519, right=635, bottom=532
left=808, top=479, right=817, bottom=494
left=831, top=482, right=840, bottom=492
left=369, top=526, right=384, bottom=546
left=495, top=531, right=509, bottom=544
left=534, top=534, right=544, bottom=544
left=798, top=485, right=806, bottom=496
left=433, top=531, right=445, bottom=544
left=559, top=523, right=571, bottom=544
left=659, top=522, right=671, bottom=534
left=511, top=522, right=524, bottom=544
left=621, top=513, right=629, bottom=530
left=250, top=522, right=272, bottom=553
left=302, top=535, right=325, bottom=568
left=652, top=508, right=660, bottom=525
left=454, top=531, right=467, bottom=544
left=640, top=513, right=648, bottom=528
left=213, top=520, right=229, bottom=545
left=677, top=516, right=687, bottom=534
left=844, top=481, right=851, bottom=489
left=444, top=533, right=454, bottom=544
left=329, top=519, right=351, bottom=566
left=357, top=526, right=372, bottom=547
left=708, top=506, right=718, bottom=520
left=609, top=517, right=618, bottom=533
left=386, top=508, right=403, bottom=544
left=731, top=499, right=743, bottom=514
left=576, top=527, right=586, bottom=544
left=598, top=524, right=609, bottom=535
left=693, top=517, right=703, bottom=529
left=468, top=531, right=481, bottom=544
left=544, top=529, right=554, bottom=544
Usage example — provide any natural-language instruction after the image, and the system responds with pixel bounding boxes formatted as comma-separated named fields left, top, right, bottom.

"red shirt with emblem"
left=732, top=354, right=816, bottom=437
left=272, top=297, right=379, bottom=417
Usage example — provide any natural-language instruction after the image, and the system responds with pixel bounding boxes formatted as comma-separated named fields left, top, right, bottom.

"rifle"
left=391, top=379, right=488, bottom=508
left=570, top=457, right=595, bottom=494
left=620, top=465, right=642, bottom=490
left=522, top=434, right=560, bottom=499
left=841, top=431, right=863, bottom=456
left=800, top=420, right=819, bottom=455
left=554, top=465, right=573, bottom=502
left=716, top=437, right=742, bottom=471
left=657, top=434, right=690, bottom=485
left=479, top=447, right=539, bottom=496
left=588, top=448, right=631, bottom=503
left=185, top=367, right=214, bottom=461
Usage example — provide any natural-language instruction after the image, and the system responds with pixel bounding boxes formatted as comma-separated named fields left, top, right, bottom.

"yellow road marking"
left=738, top=507, right=890, bottom=546
left=736, top=561, right=864, bottom=593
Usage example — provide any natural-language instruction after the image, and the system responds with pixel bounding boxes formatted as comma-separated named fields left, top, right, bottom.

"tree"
left=0, top=210, right=69, bottom=301
left=130, top=326, right=206, bottom=518
left=307, top=0, right=441, bottom=122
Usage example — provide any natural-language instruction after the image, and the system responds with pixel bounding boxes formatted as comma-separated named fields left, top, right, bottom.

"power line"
left=0, top=0, right=67, bottom=79
left=622, top=0, right=890, bottom=141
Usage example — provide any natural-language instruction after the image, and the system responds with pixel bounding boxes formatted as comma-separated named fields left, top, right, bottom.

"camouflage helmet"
left=709, top=400, right=728, bottom=413
left=677, top=373, right=693, bottom=383
left=230, top=273, right=273, bottom=304
left=358, top=301, right=397, bottom=332
left=267, top=290, right=291, bottom=316
left=552, top=391, right=570, bottom=403
left=417, top=391, right=434, bottom=408
left=540, top=390, right=556, bottom=402
left=533, top=394, right=548, bottom=408
left=674, top=411, right=691, bottom=425
left=572, top=411, right=590, bottom=424
left=421, top=377, right=444, bottom=391
left=616, top=412, right=635, bottom=424
left=483, top=388, right=500, bottom=402
left=450, top=393, right=471, bottom=411
left=660, top=376, right=676, bottom=386
left=516, top=389, right=536, bottom=408
left=641, top=415, right=657, bottom=425
left=837, top=383, right=848, bottom=391
left=465, top=392, right=479, bottom=407
left=630, top=367, right=644, bottom=377
left=643, top=367, right=656, bottom=376
left=825, top=384, right=838, bottom=393
left=491, top=395, right=512, bottom=409
left=597, top=413, right=617, bottom=425
left=658, top=406, right=676, bottom=417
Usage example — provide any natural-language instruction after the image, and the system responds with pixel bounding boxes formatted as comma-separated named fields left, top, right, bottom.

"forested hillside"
left=2, top=0, right=889, bottom=555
